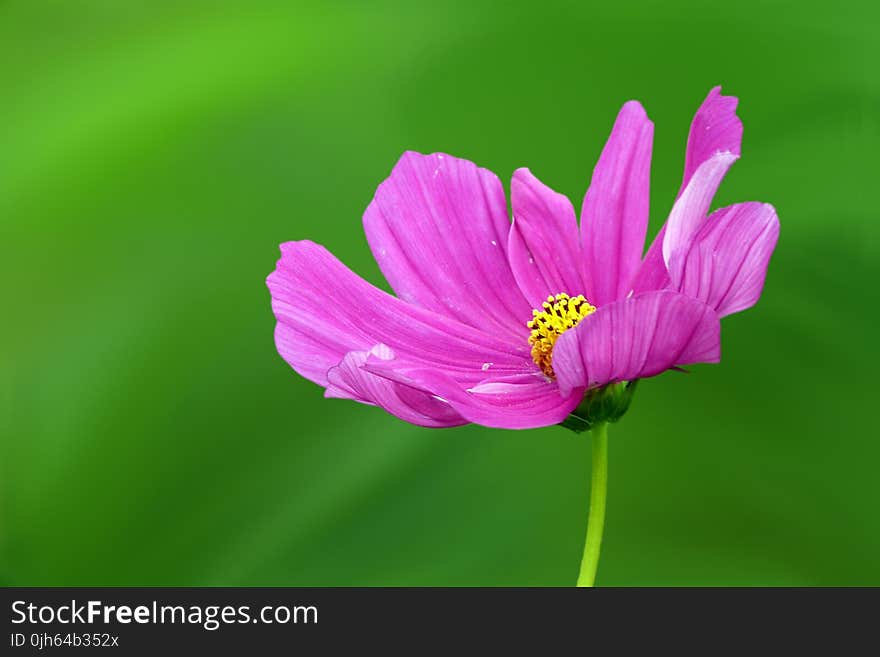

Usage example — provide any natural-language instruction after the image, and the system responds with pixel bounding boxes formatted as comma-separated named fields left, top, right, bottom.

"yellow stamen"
left=527, top=293, right=596, bottom=378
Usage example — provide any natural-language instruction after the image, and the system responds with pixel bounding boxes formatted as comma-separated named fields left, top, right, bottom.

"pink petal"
left=267, top=240, right=530, bottom=389
left=363, top=151, right=531, bottom=342
left=451, top=374, right=582, bottom=429
left=681, top=86, right=743, bottom=196
left=552, top=290, right=721, bottom=396
left=507, top=168, right=586, bottom=307
left=580, top=101, right=654, bottom=305
left=669, top=202, right=780, bottom=317
left=632, top=86, right=744, bottom=295
left=661, top=151, right=739, bottom=267
left=326, top=345, right=466, bottom=428
left=365, top=360, right=582, bottom=430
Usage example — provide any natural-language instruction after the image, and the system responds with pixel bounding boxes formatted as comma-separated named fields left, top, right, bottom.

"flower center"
left=527, top=293, right=596, bottom=378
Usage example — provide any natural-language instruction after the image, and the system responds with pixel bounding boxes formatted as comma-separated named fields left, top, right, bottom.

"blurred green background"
left=1, top=0, right=877, bottom=586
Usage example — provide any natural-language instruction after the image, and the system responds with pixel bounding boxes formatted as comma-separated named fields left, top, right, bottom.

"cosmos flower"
left=267, top=87, right=779, bottom=431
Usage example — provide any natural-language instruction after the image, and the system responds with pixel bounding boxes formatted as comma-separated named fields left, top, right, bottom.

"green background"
left=2, top=0, right=877, bottom=586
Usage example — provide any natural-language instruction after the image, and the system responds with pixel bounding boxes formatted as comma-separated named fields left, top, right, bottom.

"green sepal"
left=559, top=380, right=639, bottom=434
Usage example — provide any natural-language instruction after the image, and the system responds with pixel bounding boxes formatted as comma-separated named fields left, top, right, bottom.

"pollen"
left=527, top=293, right=596, bottom=378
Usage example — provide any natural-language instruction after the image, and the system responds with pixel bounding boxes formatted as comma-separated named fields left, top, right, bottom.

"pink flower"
left=267, top=87, right=779, bottom=430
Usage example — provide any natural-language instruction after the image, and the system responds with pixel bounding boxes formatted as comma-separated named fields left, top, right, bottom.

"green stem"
left=576, top=422, right=608, bottom=587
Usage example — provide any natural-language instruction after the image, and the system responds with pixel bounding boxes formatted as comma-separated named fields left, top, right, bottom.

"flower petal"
left=580, top=101, right=654, bottom=305
left=267, top=240, right=530, bottom=389
left=326, top=344, right=466, bottom=428
left=681, top=86, right=744, bottom=196
left=661, top=151, right=738, bottom=266
left=632, top=86, right=744, bottom=295
left=552, top=290, right=721, bottom=396
left=669, top=202, right=780, bottom=317
left=364, top=360, right=582, bottom=430
left=449, top=374, right=582, bottom=430
left=507, top=168, right=585, bottom=307
left=363, top=151, right=530, bottom=341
